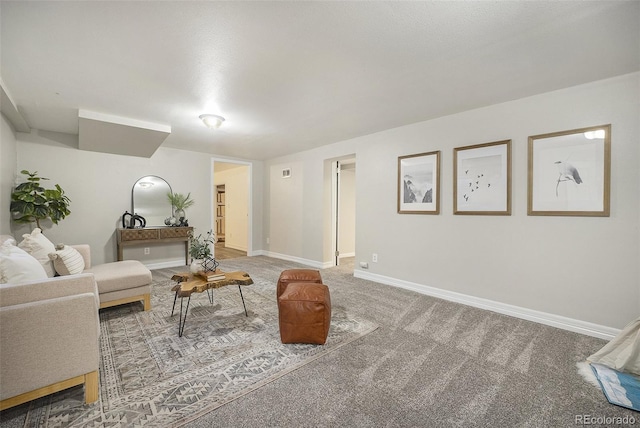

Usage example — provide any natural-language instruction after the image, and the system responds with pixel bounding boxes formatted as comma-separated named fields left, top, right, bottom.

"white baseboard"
left=202, top=251, right=619, bottom=340
left=145, top=260, right=186, bottom=270
left=220, top=244, right=247, bottom=252
left=258, top=251, right=327, bottom=269
left=339, top=252, right=355, bottom=258
left=354, top=270, right=620, bottom=340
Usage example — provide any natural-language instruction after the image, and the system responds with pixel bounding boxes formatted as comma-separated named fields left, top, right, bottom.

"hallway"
left=214, top=242, right=246, bottom=260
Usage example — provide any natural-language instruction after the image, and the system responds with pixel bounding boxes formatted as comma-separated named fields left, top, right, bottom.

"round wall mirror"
left=132, top=175, right=172, bottom=227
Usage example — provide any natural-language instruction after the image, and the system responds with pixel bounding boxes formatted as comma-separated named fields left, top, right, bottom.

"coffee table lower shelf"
left=170, top=271, right=253, bottom=337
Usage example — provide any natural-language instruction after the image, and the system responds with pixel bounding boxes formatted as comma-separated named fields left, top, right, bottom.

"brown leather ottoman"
left=276, top=269, right=323, bottom=299
left=278, top=282, right=331, bottom=345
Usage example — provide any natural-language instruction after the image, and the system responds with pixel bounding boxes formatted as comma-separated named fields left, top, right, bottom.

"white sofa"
left=0, top=273, right=100, bottom=409
left=0, top=231, right=152, bottom=311
left=0, top=234, right=153, bottom=409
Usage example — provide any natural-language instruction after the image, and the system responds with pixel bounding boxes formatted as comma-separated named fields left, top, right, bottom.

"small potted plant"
left=167, top=192, right=195, bottom=225
left=189, top=230, right=216, bottom=273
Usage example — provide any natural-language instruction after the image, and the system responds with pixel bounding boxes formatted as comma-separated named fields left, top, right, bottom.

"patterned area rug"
left=21, top=267, right=377, bottom=427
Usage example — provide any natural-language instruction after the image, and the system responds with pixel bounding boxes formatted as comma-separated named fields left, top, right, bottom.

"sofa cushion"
left=0, top=241, right=48, bottom=284
left=18, top=228, right=56, bottom=277
left=49, top=245, right=85, bottom=276
left=85, top=260, right=152, bottom=294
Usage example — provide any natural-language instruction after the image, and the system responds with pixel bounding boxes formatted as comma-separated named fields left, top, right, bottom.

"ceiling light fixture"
left=199, top=114, right=225, bottom=129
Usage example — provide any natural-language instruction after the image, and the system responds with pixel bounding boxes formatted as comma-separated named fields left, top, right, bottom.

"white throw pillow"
left=49, top=245, right=85, bottom=276
left=18, top=228, right=57, bottom=278
left=0, top=240, right=48, bottom=284
left=0, top=235, right=15, bottom=246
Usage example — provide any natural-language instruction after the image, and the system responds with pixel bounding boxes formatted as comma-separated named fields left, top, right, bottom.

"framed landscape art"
left=397, top=150, right=440, bottom=214
left=454, top=140, right=511, bottom=215
left=528, top=124, right=611, bottom=217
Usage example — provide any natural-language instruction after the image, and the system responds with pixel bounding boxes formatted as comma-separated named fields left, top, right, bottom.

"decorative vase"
left=190, top=259, right=203, bottom=273
left=174, top=209, right=185, bottom=220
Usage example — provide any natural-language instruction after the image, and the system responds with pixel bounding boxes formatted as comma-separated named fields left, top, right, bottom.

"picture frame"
left=453, top=140, right=511, bottom=215
left=528, top=124, right=611, bottom=217
left=397, top=150, right=440, bottom=214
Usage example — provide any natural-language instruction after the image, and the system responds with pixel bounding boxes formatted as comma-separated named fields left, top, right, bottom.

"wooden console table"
left=116, top=226, right=193, bottom=264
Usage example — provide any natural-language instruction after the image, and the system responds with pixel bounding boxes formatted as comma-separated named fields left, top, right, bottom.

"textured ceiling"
left=1, top=1, right=638, bottom=160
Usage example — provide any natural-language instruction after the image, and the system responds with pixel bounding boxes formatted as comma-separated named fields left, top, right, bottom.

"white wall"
left=12, top=132, right=263, bottom=266
left=0, top=115, right=18, bottom=235
left=214, top=165, right=249, bottom=252
left=3, top=73, right=638, bottom=332
left=263, top=73, right=640, bottom=331
left=267, top=161, right=305, bottom=258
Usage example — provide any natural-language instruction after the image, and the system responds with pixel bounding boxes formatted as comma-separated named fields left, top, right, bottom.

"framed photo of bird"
left=397, top=150, right=441, bottom=214
left=454, top=140, right=511, bottom=215
left=528, top=124, right=611, bottom=216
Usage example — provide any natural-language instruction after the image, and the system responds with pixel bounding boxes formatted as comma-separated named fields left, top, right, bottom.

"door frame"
left=330, top=156, right=356, bottom=267
left=210, top=158, right=253, bottom=256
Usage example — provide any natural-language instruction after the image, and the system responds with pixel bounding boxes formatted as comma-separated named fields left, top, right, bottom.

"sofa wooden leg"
left=0, top=372, right=98, bottom=411
left=84, top=370, right=99, bottom=404
left=100, top=293, right=152, bottom=311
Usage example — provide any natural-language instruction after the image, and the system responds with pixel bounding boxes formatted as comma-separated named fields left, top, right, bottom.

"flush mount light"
left=199, top=114, right=225, bottom=129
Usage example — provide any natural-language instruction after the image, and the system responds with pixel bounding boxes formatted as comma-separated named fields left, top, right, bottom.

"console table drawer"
left=160, top=227, right=191, bottom=239
left=116, top=227, right=193, bottom=263
left=120, top=229, right=159, bottom=241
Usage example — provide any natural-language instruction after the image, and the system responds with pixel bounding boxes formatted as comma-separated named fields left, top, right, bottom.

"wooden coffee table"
left=170, top=271, right=253, bottom=337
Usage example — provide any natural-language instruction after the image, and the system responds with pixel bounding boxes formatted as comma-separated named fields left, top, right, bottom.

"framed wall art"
left=528, top=124, right=611, bottom=217
left=454, top=140, right=511, bottom=215
left=397, top=150, right=440, bottom=214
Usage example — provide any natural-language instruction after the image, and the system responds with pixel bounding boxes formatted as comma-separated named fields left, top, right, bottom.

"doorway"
left=333, top=157, right=356, bottom=267
left=212, top=160, right=251, bottom=260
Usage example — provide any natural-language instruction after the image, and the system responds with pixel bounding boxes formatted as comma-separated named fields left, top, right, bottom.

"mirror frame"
left=132, top=175, right=173, bottom=226
left=527, top=124, right=611, bottom=217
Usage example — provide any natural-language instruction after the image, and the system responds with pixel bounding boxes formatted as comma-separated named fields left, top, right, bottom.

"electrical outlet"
left=144, top=247, right=150, bottom=255
left=266, top=237, right=270, bottom=244
left=372, top=253, right=378, bottom=263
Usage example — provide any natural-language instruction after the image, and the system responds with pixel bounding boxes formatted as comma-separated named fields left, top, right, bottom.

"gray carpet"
left=1, top=255, right=635, bottom=427
left=184, top=257, right=635, bottom=427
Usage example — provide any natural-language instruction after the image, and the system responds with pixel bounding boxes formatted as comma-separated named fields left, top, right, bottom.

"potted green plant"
left=167, top=192, right=195, bottom=220
left=189, top=230, right=216, bottom=273
left=10, top=170, right=71, bottom=229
